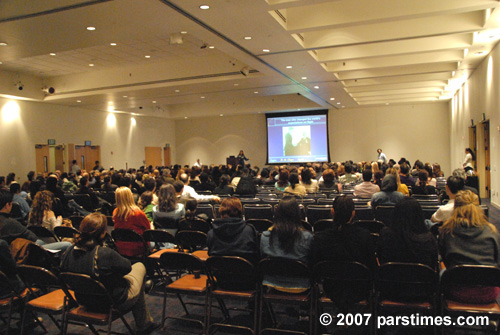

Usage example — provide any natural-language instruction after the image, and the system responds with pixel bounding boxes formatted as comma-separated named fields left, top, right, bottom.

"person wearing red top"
left=113, top=187, right=152, bottom=258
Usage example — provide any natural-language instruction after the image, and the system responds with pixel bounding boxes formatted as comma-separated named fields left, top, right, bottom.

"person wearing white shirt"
left=377, top=148, right=387, bottom=164
left=193, top=159, right=202, bottom=168
left=179, top=173, right=220, bottom=202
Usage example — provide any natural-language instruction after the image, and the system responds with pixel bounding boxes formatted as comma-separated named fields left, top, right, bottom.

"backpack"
left=10, top=238, right=35, bottom=264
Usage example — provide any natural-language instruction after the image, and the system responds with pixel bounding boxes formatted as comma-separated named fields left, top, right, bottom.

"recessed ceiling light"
left=76, top=100, right=81, bottom=103
left=50, top=53, right=56, bottom=56
left=0, top=42, right=7, bottom=46
left=110, top=43, right=117, bottom=46
left=337, top=102, right=341, bottom=104
left=286, top=65, right=292, bottom=69
left=298, top=109, right=301, bottom=111
left=208, top=45, right=215, bottom=49
left=152, top=101, right=157, bottom=104
left=89, top=63, right=94, bottom=67
left=184, top=116, right=188, bottom=119
left=330, top=98, right=335, bottom=101
left=180, top=31, right=188, bottom=34
left=86, top=26, right=96, bottom=31
left=314, top=86, right=319, bottom=89
left=123, top=95, right=128, bottom=98
left=0, top=62, right=3, bottom=65
left=175, top=89, right=180, bottom=93
left=145, top=55, right=151, bottom=58
left=199, top=5, right=210, bottom=9
left=244, top=36, right=252, bottom=40
left=301, top=77, right=307, bottom=80
left=262, top=49, right=270, bottom=52
left=234, top=83, right=239, bottom=86
left=386, top=103, right=390, bottom=105
left=474, top=51, right=486, bottom=55
left=201, top=96, right=205, bottom=99
left=220, top=114, right=223, bottom=116
left=254, top=91, right=259, bottom=94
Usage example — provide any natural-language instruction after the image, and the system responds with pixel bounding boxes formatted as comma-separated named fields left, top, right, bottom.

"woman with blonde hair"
left=439, top=190, right=500, bottom=303
left=386, top=167, right=409, bottom=196
left=113, top=187, right=152, bottom=258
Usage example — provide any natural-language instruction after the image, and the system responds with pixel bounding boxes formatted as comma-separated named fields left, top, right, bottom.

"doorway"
left=476, top=121, right=491, bottom=199
left=145, top=147, right=163, bottom=167
left=483, top=121, right=490, bottom=198
left=35, top=145, right=64, bottom=173
left=68, top=144, right=101, bottom=172
left=468, top=125, right=477, bottom=171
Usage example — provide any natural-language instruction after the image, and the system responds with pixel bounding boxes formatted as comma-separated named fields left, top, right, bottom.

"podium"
left=226, top=156, right=238, bottom=166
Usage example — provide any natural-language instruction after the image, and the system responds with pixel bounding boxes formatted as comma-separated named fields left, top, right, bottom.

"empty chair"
left=53, top=226, right=80, bottom=241
left=239, top=198, right=261, bottom=205
left=69, top=215, right=84, bottom=230
left=247, top=218, right=273, bottom=233
left=196, top=204, right=215, bottom=221
left=143, top=229, right=176, bottom=252
left=0, top=270, right=34, bottom=335
left=312, top=218, right=334, bottom=233
left=244, top=204, right=274, bottom=221
left=374, top=205, right=395, bottom=226
left=317, top=198, right=334, bottom=205
left=175, top=230, right=208, bottom=254
left=306, top=205, right=332, bottom=225
left=71, top=194, right=95, bottom=212
left=27, top=225, right=59, bottom=243
left=177, top=217, right=211, bottom=234
left=353, top=206, right=375, bottom=221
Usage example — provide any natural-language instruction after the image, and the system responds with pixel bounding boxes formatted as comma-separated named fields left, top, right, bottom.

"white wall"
left=0, top=97, right=175, bottom=182
left=450, top=41, right=500, bottom=207
left=174, top=102, right=451, bottom=174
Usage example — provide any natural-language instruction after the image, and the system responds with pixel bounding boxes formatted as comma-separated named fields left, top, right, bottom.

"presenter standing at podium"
left=237, top=150, right=249, bottom=166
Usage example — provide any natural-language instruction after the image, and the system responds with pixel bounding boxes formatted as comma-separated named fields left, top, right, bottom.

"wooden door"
left=468, top=126, right=477, bottom=170
left=484, top=121, right=490, bottom=198
left=54, top=145, right=64, bottom=171
left=163, top=147, right=171, bottom=167
left=145, top=147, right=162, bottom=167
left=75, top=145, right=86, bottom=171
left=35, top=145, right=50, bottom=174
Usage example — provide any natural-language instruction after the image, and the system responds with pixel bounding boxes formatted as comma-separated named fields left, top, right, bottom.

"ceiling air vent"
left=274, top=10, right=286, bottom=23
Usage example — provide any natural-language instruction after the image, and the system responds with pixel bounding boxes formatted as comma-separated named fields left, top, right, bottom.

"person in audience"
left=452, top=168, right=480, bottom=198
left=28, top=190, right=69, bottom=231
left=60, top=213, right=159, bottom=334
left=207, top=197, right=258, bottom=264
left=142, top=177, right=158, bottom=205
left=214, top=174, right=234, bottom=195
left=9, top=182, right=30, bottom=220
left=373, top=171, right=384, bottom=189
left=318, top=168, right=340, bottom=193
left=76, top=176, right=100, bottom=209
left=370, top=175, right=405, bottom=208
left=411, top=160, right=424, bottom=177
left=46, top=175, right=68, bottom=215
left=183, top=197, right=209, bottom=222
left=259, top=168, right=275, bottom=186
left=138, top=191, right=154, bottom=223
left=197, top=172, right=216, bottom=193
left=462, top=148, right=475, bottom=173
left=339, top=163, right=358, bottom=185
left=179, top=173, right=220, bottom=202
left=71, top=160, right=81, bottom=174
left=398, top=163, right=415, bottom=189
left=260, top=196, right=313, bottom=292
left=313, top=195, right=376, bottom=268
left=422, top=164, right=437, bottom=187
left=378, top=198, right=438, bottom=268
left=386, top=167, right=409, bottom=196
left=275, top=169, right=290, bottom=193
left=353, top=169, right=380, bottom=198
left=152, top=184, right=185, bottom=227
left=113, top=187, right=152, bottom=258
left=62, top=173, right=78, bottom=193
left=300, top=168, right=319, bottom=193
left=235, top=168, right=257, bottom=196
left=412, top=170, right=436, bottom=195
left=432, top=163, right=444, bottom=178
left=0, top=190, right=71, bottom=251
left=284, top=172, right=307, bottom=196
left=439, top=190, right=500, bottom=303
left=430, top=176, right=464, bottom=224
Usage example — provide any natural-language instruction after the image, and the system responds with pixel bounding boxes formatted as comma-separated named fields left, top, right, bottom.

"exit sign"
left=48, top=139, right=56, bottom=145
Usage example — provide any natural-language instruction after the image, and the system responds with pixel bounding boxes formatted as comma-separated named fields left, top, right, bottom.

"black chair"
left=111, top=228, right=148, bottom=262
left=197, top=204, right=215, bottom=221
left=178, top=217, right=211, bottom=234
left=244, top=204, right=274, bottom=221
left=375, top=262, right=438, bottom=333
left=59, top=272, right=134, bottom=335
left=297, top=198, right=316, bottom=206
left=24, top=243, right=60, bottom=272
left=27, top=226, right=60, bottom=243
left=374, top=205, right=395, bottom=226
left=239, top=198, right=261, bottom=205
left=257, top=258, right=313, bottom=335
left=306, top=205, right=332, bottom=225
left=0, top=270, right=34, bottom=335
left=353, top=198, right=371, bottom=206
left=175, top=230, right=208, bottom=253
left=158, top=252, right=208, bottom=332
left=352, top=220, right=385, bottom=234
left=314, top=261, right=373, bottom=334
left=69, top=215, right=84, bottom=230
left=154, top=216, right=179, bottom=232
left=71, top=194, right=95, bottom=212
left=143, top=229, right=176, bottom=252
left=313, top=219, right=334, bottom=233
left=11, top=202, right=25, bottom=223
left=247, top=218, right=273, bottom=233
left=354, top=206, right=374, bottom=221
left=17, top=265, right=75, bottom=333
left=422, top=205, right=441, bottom=220
left=440, top=265, right=500, bottom=334
left=317, top=198, right=334, bottom=205
left=206, top=256, right=258, bottom=334
left=53, top=226, right=80, bottom=241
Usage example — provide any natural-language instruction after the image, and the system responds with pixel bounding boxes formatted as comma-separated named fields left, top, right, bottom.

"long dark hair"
left=74, top=213, right=107, bottom=251
left=289, top=172, right=300, bottom=189
left=157, top=184, right=177, bottom=212
left=270, top=196, right=303, bottom=253
left=332, top=195, right=354, bottom=231
left=466, top=148, right=475, bottom=161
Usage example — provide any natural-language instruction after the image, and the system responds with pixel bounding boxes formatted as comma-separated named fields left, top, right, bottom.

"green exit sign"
left=48, top=139, right=56, bottom=145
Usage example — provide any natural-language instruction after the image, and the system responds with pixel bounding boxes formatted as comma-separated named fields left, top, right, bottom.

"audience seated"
left=235, top=168, right=257, bottom=196
left=138, top=191, right=154, bottom=223
left=113, top=187, right=152, bottom=258
left=60, top=213, right=159, bottom=334
left=28, top=190, right=71, bottom=232
left=313, top=195, right=376, bottom=269
left=10, top=182, right=30, bottom=220
left=207, top=197, right=258, bottom=264
left=353, top=169, right=379, bottom=198
left=213, top=174, right=234, bottom=195
left=386, top=167, right=409, bottom=196
left=318, top=168, right=340, bottom=193
left=439, top=190, right=500, bottom=303
left=378, top=198, right=438, bottom=268
left=284, top=172, right=307, bottom=196
left=339, top=163, right=358, bottom=185
left=430, top=176, right=464, bottom=224
left=152, top=184, right=185, bottom=226
left=260, top=196, right=313, bottom=292
left=411, top=170, right=436, bottom=195
left=0, top=239, right=25, bottom=298
left=399, top=163, right=416, bottom=188
left=275, top=169, right=290, bottom=193
left=370, top=175, right=405, bottom=208
left=179, top=173, right=220, bottom=202
left=300, top=168, right=319, bottom=193
left=76, top=177, right=100, bottom=209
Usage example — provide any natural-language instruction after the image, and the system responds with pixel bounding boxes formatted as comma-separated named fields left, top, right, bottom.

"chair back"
left=352, top=220, right=385, bottom=234
left=196, top=204, right=214, bottom=220
left=206, top=256, right=256, bottom=291
left=111, top=228, right=144, bottom=243
left=69, top=215, right=84, bottom=230
left=246, top=219, right=273, bottom=233
left=54, top=226, right=80, bottom=240
left=28, top=225, right=59, bottom=242
left=59, top=272, right=113, bottom=312
left=313, top=219, right=334, bottom=233
left=175, top=230, right=208, bottom=252
left=314, top=261, right=372, bottom=308
left=25, top=243, right=60, bottom=271
left=306, top=205, right=333, bottom=225
left=244, top=204, right=274, bottom=221
left=441, top=265, right=500, bottom=295
left=376, top=262, right=438, bottom=302
left=374, top=205, right=395, bottom=226
left=153, top=216, right=179, bottom=230
left=258, top=258, right=311, bottom=283
left=354, top=206, right=374, bottom=221
left=178, top=218, right=211, bottom=234
left=143, top=229, right=176, bottom=245
left=317, top=198, right=334, bottom=205
left=239, top=198, right=261, bottom=205
left=421, top=205, right=440, bottom=220
left=159, top=252, right=204, bottom=272
left=17, top=264, right=61, bottom=293
left=72, top=194, right=94, bottom=212
left=11, top=203, right=24, bottom=221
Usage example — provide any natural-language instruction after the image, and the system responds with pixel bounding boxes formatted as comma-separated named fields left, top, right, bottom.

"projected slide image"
left=283, top=126, right=311, bottom=156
